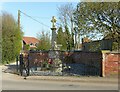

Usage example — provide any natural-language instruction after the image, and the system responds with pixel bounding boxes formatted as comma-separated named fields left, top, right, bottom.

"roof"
left=23, top=37, right=40, bottom=44
left=83, top=37, right=91, bottom=43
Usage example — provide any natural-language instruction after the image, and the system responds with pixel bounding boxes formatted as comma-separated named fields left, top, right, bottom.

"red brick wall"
left=104, top=53, right=120, bottom=76
left=27, top=51, right=102, bottom=66
left=62, top=51, right=102, bottom=65
left=28, top=51, right=49, bottom=67
left=24, top=50, right=119, bottom=76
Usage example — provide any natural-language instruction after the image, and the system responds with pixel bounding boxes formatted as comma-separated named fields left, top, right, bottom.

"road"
left=2, top=72, right=118, bottom=90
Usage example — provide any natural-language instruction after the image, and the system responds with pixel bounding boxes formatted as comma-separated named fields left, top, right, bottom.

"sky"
left=2, top=2, right=78, bottom=38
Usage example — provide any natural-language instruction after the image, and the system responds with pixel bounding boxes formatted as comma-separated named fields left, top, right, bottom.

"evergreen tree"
left=64, top=25, right=74, bottom=51
left=2, top=12, right=23, bottom=64
left=0, top=16, right=2, bottom=64
left=57, top=25, right=73, bottom=51
left=56, top=26, right=67, bottom=50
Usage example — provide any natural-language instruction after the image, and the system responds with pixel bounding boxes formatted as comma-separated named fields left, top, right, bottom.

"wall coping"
left=102, top=50, right=120, bottom=54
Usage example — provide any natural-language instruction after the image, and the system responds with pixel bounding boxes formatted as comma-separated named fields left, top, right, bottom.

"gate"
left=16, top=53, right=29, bottom=76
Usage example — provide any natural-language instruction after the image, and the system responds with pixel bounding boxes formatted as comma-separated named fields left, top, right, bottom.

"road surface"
left=2, top=72, right=118, bottom=90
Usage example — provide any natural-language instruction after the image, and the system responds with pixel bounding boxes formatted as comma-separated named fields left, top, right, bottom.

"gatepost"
left=27, top=53, right=30, bottom=76
left=16, top=56, right=19, bottom=73
left=101, top=50, right=110, bottom=77
left=19, top=53, right=24, bottom=76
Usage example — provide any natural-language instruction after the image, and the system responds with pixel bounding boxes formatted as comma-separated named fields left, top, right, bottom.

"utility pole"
left=18, top=10, right=20, bottom=29
left=18, top=10, right=23, bottom=52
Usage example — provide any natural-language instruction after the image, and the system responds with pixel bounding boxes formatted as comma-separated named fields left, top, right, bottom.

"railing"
left=17, top=50, right=102, bottom=77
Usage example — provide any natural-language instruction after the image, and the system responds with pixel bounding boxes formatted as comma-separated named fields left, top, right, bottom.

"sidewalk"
left=2, top=71, right=118, bottom=84
left=1, top=63, right=118, bottom=84
left=1, top=63, right=17, bottom=73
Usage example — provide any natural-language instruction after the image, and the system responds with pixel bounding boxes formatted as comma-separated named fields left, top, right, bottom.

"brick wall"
left=62, top=51, right=102, bottom=76
left=28, top=51, right=49, bottom=67
left=26, top=51, right=102, bottom=76
left=24, top=50, right=119, bottom=77
left=104, top=52, right=120, bottom=76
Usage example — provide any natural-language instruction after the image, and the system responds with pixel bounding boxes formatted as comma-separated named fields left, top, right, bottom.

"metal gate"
left=16, top=53, right=29, bottom=76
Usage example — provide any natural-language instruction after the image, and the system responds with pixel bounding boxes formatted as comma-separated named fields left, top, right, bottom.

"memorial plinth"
left=48, top=16, right=62, bottom=74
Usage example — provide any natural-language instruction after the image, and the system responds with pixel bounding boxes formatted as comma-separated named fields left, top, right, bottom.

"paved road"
left=2, top=72, right=118, bottom=90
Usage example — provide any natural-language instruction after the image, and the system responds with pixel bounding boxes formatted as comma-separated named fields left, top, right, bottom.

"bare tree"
left=57, top=3, right=75, bottom=49
left=57, top=3, right=74, bottom=27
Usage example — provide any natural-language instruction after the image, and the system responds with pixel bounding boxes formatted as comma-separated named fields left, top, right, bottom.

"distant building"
left=82, top=37, right=91, bottom=43
left=23, top=36, right=40, bottom=50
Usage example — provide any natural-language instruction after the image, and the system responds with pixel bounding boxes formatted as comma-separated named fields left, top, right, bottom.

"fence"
left=17, top=50, right=102, bottom=76
left=17, top=50, right=119, bottom=77
left=62, top=51, right=102, bottom=76
left=82, top=39, right=113, bottom=51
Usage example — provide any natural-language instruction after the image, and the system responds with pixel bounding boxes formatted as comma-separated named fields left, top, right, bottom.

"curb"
left=26, top=76, right=118, bottom=84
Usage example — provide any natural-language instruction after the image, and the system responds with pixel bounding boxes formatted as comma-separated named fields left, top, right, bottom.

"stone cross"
left=51, top=16, right=56, bottom=28
left=51, top=16, right=57, bottom=50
